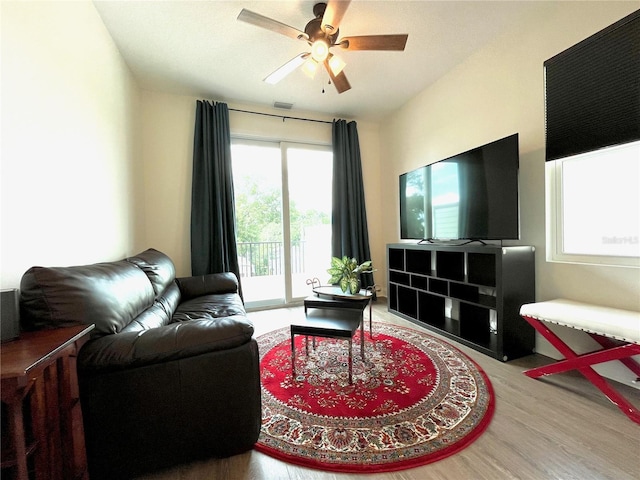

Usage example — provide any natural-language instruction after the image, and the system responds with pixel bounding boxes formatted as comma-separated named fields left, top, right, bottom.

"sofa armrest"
left=78, top=314, right=252, bottom=373
left=176, top=272, right=238, bottom=300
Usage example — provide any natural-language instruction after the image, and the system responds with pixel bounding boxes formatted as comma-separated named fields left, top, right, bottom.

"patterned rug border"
left=254, top=321, right=495, bottom=473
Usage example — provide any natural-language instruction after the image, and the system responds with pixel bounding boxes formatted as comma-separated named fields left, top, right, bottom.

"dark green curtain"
left=191, top=100, right=242, bottom=297
left=331, top=119, right=374, bottom=289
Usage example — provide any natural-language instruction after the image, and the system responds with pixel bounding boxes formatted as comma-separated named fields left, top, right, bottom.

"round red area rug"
left=255, top=322, right=495, bottom=473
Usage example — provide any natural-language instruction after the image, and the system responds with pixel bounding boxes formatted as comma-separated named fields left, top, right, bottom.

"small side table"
left=291, top=309, right=363, bottom=384
left=305, top=285, right=375, bottom=336
left=1, top=324, right=94, bottom=480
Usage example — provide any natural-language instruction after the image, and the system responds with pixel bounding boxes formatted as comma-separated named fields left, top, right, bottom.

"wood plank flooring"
left=138, top=301, right=640, bottom=480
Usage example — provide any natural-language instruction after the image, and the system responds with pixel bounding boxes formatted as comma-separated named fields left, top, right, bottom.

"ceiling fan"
left=237, top=0, right=408, bottom=94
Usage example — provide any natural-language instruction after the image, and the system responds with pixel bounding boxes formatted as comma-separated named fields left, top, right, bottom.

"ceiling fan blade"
left=324, top=60, right=351, bottom=94
left=237, top=9, right=308, bottom=41
left=321, top=0, right=351, bottom=34
left=339, top=34, right=408, bottom=51
left=264, top=53, right=309, bottom=84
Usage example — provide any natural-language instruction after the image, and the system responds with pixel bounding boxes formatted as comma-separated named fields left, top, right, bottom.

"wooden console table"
left=1, top=324, right=94, bottom=480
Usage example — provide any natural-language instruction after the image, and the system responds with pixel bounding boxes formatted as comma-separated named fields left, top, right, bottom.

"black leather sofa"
left=19, top=248, right=261, bottom=480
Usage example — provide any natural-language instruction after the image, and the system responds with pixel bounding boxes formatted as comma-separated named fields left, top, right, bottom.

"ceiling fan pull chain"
left=323, top=78, right=332, bottom=94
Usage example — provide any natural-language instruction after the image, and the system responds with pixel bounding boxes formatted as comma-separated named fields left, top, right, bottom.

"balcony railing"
left=237, top=241, right=306, bottom=277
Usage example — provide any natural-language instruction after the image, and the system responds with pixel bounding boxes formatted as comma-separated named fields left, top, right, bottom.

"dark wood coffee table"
left=304, top=285, right=374, bottom=336
left=290, top=308, right=364, bottom=384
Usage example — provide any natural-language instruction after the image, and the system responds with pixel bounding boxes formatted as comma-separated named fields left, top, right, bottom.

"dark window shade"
left=544, top=10, right=640, bottom=162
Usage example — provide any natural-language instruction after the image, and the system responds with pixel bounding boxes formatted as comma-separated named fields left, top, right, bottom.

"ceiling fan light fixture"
left=311, top=39, right=330, bottom=62
left=302, top=57, right=319, bottom=78
left=328, top=53, right=346, bottom=76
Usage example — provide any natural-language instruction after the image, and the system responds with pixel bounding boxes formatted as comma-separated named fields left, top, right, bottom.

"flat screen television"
left=399, top=133, right=520, bottom=241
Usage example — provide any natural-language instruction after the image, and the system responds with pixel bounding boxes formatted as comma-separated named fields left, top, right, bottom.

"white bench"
left=520, top=299, right=640, bottom=424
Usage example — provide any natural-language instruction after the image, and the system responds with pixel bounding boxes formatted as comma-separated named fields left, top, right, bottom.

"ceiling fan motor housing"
left=312, top=2, right=327, bottom=18
left=306, top=3, right=339, bottom=45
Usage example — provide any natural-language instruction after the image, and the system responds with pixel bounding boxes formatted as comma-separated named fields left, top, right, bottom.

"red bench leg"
left=521, top=315, right=640, bottom=424
left=589, top=334, right=640, bottom=378
left=525, top=342, right=640, bottom=377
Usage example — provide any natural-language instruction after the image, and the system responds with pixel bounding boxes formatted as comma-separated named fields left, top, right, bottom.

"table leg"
left=8, top=398, right=29, bottom=480
left=31, top=376, right=48, bottom=480
left=348, top=338, right=353, bottom=384
left=360, top=315, right=365, bottom=361
left=291, top=331, right=296, bottom=377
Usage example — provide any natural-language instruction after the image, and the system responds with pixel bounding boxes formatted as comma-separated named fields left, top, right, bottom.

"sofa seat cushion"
left=120, top=283, right=182, bottom=334
left=172, top=293, right=246, bottom=322
left=78, top=314, right=254, bottom=373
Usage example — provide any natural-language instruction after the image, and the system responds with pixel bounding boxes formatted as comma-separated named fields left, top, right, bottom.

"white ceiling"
left=93, top=1, right=536, bottom=121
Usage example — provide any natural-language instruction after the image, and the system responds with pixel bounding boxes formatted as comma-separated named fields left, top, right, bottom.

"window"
left=547, top=140, right=640, bottom=267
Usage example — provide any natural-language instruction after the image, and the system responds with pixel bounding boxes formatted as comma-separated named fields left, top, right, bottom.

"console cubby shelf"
left=387, top=243, right=536, bottom=361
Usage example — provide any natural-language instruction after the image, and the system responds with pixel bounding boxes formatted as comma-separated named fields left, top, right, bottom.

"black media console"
left=387, top=243, right=535, bottom=361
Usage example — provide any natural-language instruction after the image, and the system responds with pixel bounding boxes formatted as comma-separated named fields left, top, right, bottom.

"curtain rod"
left=229, top=108, right=333, bottom=125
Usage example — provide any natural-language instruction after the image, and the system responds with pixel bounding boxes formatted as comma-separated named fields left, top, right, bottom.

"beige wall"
left=379, top=2, right=639, bottom=386
left=1, top=0, right=141, bottom=288
left=0, top=0, right=384, bottom=289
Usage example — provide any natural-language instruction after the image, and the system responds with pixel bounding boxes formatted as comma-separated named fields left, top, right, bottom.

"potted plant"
left=327, top=256, right=375, bottom=294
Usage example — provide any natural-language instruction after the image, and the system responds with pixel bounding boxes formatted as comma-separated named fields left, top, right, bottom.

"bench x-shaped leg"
left=522, top=315, right=640, bottom=424
left=589, top=334, right=640, bottom=378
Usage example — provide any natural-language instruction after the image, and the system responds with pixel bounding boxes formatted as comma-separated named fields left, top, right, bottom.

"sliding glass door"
left=231, top=139, right=332, bottom=308
left=286, top=145, right=333, bottom=298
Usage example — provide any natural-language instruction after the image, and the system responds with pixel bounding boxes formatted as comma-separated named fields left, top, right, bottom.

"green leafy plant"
left=327, top=256, right=375, bottom=294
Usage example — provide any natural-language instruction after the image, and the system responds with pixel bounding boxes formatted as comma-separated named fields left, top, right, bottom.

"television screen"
left=400, top=133, right=520, bottom=241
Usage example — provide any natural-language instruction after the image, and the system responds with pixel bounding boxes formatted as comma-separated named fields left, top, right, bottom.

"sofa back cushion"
left=126, top=248, right=176, bottom=297
left=20, top=261, right=155, bottom=336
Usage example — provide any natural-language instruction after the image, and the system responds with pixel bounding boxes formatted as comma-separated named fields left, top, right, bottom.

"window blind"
left=544, top=10, right=640, bottom=162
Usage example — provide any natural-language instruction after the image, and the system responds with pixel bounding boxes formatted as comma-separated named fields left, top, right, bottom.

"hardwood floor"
left=138, top=302, right=640, bottom=480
